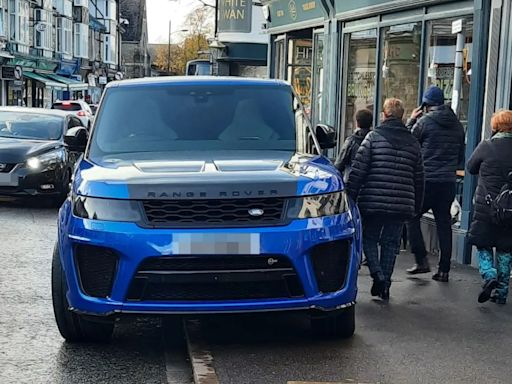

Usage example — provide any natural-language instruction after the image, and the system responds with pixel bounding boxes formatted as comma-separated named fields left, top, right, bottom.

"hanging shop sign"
left=2, top=66, right=15, bottom=79
left=218, top=0, right=252, bottom=33
left=98, top=76, right=107, bottom=85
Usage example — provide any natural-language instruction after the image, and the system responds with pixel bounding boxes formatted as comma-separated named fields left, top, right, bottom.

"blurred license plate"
left=0, top=173, right=17, bottom=186
left=171, top=233, right=260, bottom=255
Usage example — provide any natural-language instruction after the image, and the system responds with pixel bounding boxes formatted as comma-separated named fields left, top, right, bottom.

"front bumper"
left=0, top=165, right=63, bottom=197
left=58, top=199, right=362, bottom=316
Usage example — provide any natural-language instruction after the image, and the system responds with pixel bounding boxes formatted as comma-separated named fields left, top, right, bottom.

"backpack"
left=490, top=171, right=512, bottom=227
left=483, top=144, right=512, bottom=226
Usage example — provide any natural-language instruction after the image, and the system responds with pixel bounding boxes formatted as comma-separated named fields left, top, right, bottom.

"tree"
left=152, top=7, right=214, bottom=75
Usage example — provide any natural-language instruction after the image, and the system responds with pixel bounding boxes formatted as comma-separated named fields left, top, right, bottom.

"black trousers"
left=407, top=182, right=456, bottom=273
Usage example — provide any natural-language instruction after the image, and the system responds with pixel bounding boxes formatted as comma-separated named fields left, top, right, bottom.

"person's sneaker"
left=490, top=294, right=507, bottom=305
left=432, top=271, right=449, bottom=282
left=407, top=263, right=431, bottom=275
left=478, top=279, right=498, bottom=303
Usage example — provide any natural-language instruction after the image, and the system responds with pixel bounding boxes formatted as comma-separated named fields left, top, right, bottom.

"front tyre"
left=311, top=305, right=355, bottom=339
left=52, top=243, right=114, bottom=343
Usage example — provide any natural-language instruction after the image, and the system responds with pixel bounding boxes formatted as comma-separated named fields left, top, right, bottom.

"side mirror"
left=315, top=124, right=336, bottom=149
left=65, top=127, right=88, bottom=152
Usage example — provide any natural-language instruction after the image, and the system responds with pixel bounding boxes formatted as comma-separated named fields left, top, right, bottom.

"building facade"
left=0, top=0, right=124, bottom=107
left=262, top=0, right=512, bottom=265
left=210, top=0, right=268, bottom=77
left=120, top=0, right=150, bottom=79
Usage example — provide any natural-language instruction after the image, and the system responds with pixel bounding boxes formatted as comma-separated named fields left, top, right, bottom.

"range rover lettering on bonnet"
left=146, top=190, right=280, bottom=199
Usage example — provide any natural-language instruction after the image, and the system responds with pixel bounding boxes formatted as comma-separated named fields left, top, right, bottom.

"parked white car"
left=51, top=100, right=93, bottom=130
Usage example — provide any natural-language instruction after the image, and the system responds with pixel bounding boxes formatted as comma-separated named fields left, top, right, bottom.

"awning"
left=44, top=73, right=88, bottom=91
left=23, top=71, right=65, bottom=90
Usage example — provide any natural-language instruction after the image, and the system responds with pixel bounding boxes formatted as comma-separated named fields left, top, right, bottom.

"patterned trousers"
left=478, top=248, right=512, bottom=300
left=363, top=218, right=404, bottom=288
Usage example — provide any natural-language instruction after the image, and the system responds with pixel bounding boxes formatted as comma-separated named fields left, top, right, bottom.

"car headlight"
left=287, top=191, right=348, bottom=219
left=73, top=195, right=142, bottom=222
left=26, top=150, right=61, bottom=170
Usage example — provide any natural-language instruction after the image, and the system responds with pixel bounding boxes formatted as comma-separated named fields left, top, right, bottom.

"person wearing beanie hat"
left=405, top=85, right=465, bottom=282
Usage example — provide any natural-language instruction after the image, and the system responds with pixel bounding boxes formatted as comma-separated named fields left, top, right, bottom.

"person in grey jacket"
left=405, top=86, right=465, bottom=282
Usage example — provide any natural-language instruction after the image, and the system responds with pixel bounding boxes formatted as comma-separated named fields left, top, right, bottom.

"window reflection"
left=288, top=39, right=313, bottom=116
left=425, top=18, right=473, bottom=128
left=312, top=33, right=324, bottom=125
left=380, top=23, right=422, bottom=119
left=343, top=29, right=377, bottom=139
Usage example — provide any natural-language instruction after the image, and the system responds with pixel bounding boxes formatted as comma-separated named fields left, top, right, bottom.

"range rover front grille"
left=126, top=255, right=304, bottom=301
left=142, top=198, right=287, bottom=228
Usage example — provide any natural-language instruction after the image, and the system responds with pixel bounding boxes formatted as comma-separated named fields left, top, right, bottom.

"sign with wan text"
left=218, top=0, right=252, bottom=33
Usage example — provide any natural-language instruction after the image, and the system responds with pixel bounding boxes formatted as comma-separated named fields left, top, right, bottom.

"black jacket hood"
left=425, top=104, right=463, bottom=130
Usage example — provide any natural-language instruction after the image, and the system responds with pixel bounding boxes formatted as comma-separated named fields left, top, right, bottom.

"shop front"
left=22, top=72, right=65, bottom=108
left=264, top=0, right=501, bottom=265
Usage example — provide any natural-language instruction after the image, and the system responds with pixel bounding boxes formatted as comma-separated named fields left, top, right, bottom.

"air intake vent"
left=310, top=240, right=350, bottom=293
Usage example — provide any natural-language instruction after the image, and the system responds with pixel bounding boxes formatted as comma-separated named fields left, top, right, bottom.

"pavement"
left=1, top=200, right=512, bottom=384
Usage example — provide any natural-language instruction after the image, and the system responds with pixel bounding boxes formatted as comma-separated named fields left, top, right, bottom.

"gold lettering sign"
left=222, top=0, right=246, bottom=20
left=302, top=1, right=316, bottom=11
left=276, top=9, right=285, bottom=17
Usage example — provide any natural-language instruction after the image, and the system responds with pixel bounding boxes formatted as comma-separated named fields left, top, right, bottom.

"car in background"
left=186, top=59, right=211, bottom=76
left=0, top=107, right=85, bottom=204
left=52, top=77, right=362, bottom=343
left=51, top=100, right=93, bottom=130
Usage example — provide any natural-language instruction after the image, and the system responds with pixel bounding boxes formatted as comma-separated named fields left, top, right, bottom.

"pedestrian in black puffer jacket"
left=467, top=110, right=512, bottom=305
left=347, top=98, right=424, bottom=301
left=405, top=86, right=465, bottom=282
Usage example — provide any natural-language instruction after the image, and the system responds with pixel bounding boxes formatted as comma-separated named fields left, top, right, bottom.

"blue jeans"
left=363, top=218, right=404, bottom=288
left=478, top=248, right=512, bottom=300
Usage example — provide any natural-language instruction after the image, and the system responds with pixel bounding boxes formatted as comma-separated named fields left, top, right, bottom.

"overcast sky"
left=147, top=0, right=206, bottom=44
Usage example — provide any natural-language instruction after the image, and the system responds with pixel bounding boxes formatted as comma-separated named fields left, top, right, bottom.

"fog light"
left=40, top=184, right=55, bottom=190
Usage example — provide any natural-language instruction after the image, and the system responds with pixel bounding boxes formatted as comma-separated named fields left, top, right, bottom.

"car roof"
left=0, top=106, right=72, bottom=118
left=106, top=76, right=291, bottom=89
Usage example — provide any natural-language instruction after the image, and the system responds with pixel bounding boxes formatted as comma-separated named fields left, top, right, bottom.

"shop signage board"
left=2, top=66, right=15, bottom=79
left=266, top=0, right=324, bottom=28
left=218, top=0, right=252, bottom=33
left=98, top=76, right=107, bottom=85
left=335, top=0, right=401, bottom=14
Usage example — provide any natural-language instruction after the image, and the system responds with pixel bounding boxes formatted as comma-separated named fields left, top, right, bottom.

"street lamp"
left=167, top=20, right=189, bottom=74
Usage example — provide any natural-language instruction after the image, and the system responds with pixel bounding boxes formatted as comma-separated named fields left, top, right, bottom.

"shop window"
left=311, top=32, right=324, bottom=125
left=74, top=22, right=89, bottom=58
left=288, top=39, right=313, bottom=116
left=274, top=37, right=286, bottom=79
left=343, top=29, right=377, bottom=139
left=425, top=18, right=473, bottom=129
left=380, top=22, right=422, bottom=119
left=57, top=16, right=72, bottom=56
left=9, top=0, right=29, bottom=46
left=34, top=9, right=53, bottom=51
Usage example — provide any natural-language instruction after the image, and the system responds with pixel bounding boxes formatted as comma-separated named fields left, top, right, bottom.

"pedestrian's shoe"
left=380, top=287, right=390, bottom=301
left=490, top=295, right=507, bottom=305
left=406, top=262, right=431, bottom=275
left=478, top=279, right=498, bottom=303
left=432, top=271, right=449, bottom=282
left=370, top=277, right=385, bottom=297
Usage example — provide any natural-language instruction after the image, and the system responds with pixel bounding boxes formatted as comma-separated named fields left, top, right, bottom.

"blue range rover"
left=52, top=77, right=362, bottom=342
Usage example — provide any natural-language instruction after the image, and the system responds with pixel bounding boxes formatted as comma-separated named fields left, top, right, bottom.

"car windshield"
left=0, top=112, right=63, bottom=140
left=52, top=102, right=81, bottom=112
left=88, top=84, right=297, bottom=162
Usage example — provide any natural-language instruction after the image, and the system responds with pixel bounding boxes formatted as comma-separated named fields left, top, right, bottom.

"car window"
left=52, top=102, right=81, bottom=112
left=89, top=84, right=297, bottom=162
left=0, top=112, right=63, bottom=140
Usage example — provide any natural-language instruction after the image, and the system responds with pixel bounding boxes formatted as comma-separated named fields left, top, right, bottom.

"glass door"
left=342, top=29, right=378, bottom=140
left=288, top=38, right=313, bottom=116
left=311, top=31, right=324, bottom=125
